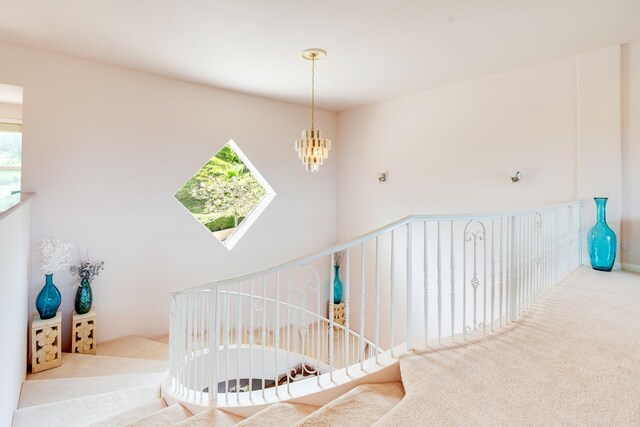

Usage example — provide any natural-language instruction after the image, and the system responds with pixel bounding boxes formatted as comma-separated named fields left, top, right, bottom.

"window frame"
left=0, top=118, right=23, bottom=196
left=174, top=139, right=276, bottom=250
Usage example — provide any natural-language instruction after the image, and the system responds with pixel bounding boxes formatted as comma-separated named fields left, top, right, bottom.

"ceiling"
left=0, top=0, right=639, bottom=111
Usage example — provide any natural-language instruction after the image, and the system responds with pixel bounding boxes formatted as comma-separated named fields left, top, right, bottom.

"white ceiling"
left=0, top=0, right=639, bottom=111
left=0, top=83, right=23, bottom=105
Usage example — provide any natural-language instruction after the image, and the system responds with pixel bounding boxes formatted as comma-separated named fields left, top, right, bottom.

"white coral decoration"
left=39, top=238, right=73, bottom=275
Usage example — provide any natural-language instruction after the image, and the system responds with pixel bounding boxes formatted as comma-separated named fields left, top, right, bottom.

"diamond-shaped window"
left=174, top=140, right=275, bottom=249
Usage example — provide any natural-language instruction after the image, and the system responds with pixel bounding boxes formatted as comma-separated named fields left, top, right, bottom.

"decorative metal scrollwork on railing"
left=533, top=212, right=543, bottom=299
left=463, top=220, right=487, bottom=336
left=287, top=265, right=321, bottom=373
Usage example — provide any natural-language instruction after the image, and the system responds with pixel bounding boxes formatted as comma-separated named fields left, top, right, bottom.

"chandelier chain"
left=311, top=54, right=315, bottom=130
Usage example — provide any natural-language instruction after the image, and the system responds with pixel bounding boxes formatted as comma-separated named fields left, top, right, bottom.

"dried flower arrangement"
left=333, top=250, right=345, bottom=267
left=39, top=238, right=73, bottom=275
left=70, top=251, right=104, bottom=285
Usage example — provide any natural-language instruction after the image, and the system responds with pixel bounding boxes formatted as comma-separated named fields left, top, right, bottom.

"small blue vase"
left=333, top=266, right=343, bottom=304
left=587, top=197, right=617, bottom=271
left=35, top=274, right=62, bottom=320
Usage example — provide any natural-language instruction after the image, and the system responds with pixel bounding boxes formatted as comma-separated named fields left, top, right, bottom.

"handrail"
left=173, top=200, right=582, bottom=295
left=0, top=192, right=35, bottom=222
left=166, top=200, right=583, bottom=409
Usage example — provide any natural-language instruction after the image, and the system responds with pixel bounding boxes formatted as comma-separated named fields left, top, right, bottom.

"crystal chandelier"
left=295, top=48, right=331, bottom=172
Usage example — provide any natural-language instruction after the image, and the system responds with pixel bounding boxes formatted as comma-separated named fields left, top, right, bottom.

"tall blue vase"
left=587, top=197, right=617, bottom=272
left=333, top=266, right=343, bottom=304
left=35, top=274, right=62, bottom=320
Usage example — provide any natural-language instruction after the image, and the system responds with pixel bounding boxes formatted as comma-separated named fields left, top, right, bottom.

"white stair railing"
left=165, top=201, right=582, bottom=408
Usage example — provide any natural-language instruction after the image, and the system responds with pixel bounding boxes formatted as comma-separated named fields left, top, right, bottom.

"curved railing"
left=165, top=201, right=583, bottom=408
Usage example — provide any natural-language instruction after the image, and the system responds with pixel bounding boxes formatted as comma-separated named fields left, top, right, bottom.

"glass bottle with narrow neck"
left=587, top=197, right=616, bottom=271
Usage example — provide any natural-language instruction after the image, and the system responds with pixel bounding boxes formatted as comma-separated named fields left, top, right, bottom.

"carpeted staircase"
left=12, top=335, right=405, bottom=427
left=16, top=267, right=638, bottom=426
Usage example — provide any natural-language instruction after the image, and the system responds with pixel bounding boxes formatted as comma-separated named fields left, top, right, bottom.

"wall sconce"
left=511, top=171, right=521, bottom=183
left=378, top=173, right=387, bottom=184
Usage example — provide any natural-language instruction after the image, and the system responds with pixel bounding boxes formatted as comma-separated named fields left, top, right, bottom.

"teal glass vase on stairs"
left=75, top=277, right=93, bottom=314
left=333, top=266, right=343, bottom=304
left=587, top=197, right=616, bottom=272
left=35, top=274, right=61, bottom=320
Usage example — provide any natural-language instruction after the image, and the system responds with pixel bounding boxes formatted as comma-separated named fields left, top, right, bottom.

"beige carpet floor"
left=376, top=267, right=640, bottom=426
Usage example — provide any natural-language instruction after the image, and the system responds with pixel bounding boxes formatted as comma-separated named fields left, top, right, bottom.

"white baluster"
left=287, top=271, right=292, bottom=394
left=578, top=203, right=583, bottom=266
left=450, top=220, right=455, bottom=342
left=375, top=236, right=380, bottom=364
left=275, top=273, right=280, bottom=399
left=316, top=268, right=321, bottom=386
left=262, top=276, right=266, bottom=400
left=175, top=296, right=181, bottom=396
left=199, top=291, right=205, bottom=401
left=423, top=221, right=429, bottom=348
left=462, top=222, right=467, bottom=339
left=187, top=292, right=193, bottom=399
left=482, top=221, right=487, bottom=335
left=194, top=292, right=199, bottom=401
left=407, top=222, right=413, bottom=351
left=390, top=230, right=395, bottom=357
left=499, top=218, right=504, bottom=328
left=519, top=216, right=523, bottom=315
left=210, top=286, right=219, bottom=405
left=249, top=280, right=254, bottom=399
left=490, top=219, right=495, bottom=332
left=527, top=214, right=532, bottom=308
left=344, top=248, right=350, bottom=375
left=508, top=216, right=515, bottom=323
left=437, top=221, right=442, bottom=345
left=236, top=286, right=241, bottom=403
left=360, top=242, right=366, bottom=370
left=329, top=253, right=335, bottom=381
left=224, top=285, right=229, bottom=402
left=523, top=215, right=527, bottom=311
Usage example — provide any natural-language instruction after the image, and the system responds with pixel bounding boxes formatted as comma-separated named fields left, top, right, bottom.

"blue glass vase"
left=75, top=278, right=93, bottom=314
left=333, top=266, right=343, bottom=304
left=35, top=274, right=62, bottom=320
left=587, top=197, right=616, bottom=272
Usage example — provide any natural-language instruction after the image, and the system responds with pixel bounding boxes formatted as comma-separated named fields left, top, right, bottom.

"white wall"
left=577, top=45, right=622, bottom=265
left=0, top=196, right=32, bottom=427
left=0, top=42, right=337, bottom=350
left=622, top=41, right=640, bottom=270
left=337, top=45, right=633, bottom=267
left=336, top=57, right=578, bottom=239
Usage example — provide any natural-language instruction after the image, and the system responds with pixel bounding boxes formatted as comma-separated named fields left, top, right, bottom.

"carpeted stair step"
left=150, top=334, right=170, bottom=345
left=27, top=353, right=167, bottom=380
left=119, top=403, right=192, bottom=426
left=12, top=384, right=161, bottom=427
left=19, top=373, right=166, bottom=408
left=170, top=408, right=245, bottom=427
left=97, top=335, right=169, bottom=361
left=237, top=402, right=319, bottom=426
left=293, top=382, right=405, bottom=427
left=83, top=398, right=167, bottom=427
